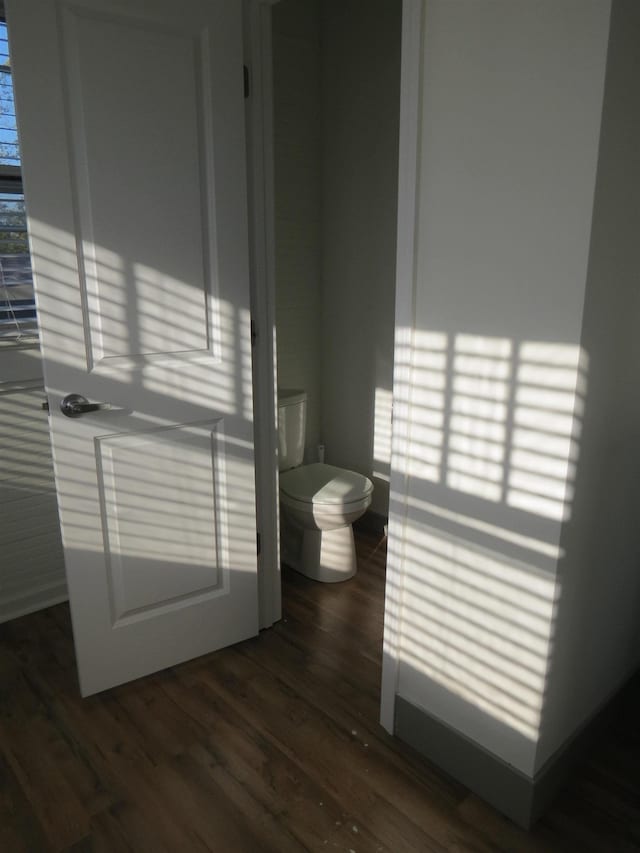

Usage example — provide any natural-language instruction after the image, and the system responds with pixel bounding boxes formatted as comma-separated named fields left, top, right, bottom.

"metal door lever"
left=60, top=393, right=111, bottom=418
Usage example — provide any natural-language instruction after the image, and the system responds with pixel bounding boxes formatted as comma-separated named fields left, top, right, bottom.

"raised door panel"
left=97, top=420, right=229, bottom=624
left=60, top=5, right=221, bottom=369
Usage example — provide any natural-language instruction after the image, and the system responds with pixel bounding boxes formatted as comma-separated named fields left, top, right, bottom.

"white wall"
left=0, top=344, right=66, bottom=622
left=536, top=0, right=640, bottom=772
left=320, top=0, right=401, bottom=515
left=388, top=0, right=612, bottom=777
left=272, top=0, right=323, bottom=454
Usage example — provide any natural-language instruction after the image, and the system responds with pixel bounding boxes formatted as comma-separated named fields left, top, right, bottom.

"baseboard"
left=529, top=668, right=640, bottom=824
left=0, top=584, right=68, bottom=625
left=395, top=696, right=536, bottom=827
left=395, top=670, right=639, bottom=829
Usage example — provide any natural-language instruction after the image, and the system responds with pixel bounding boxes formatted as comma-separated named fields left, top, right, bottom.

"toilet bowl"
left=280, top=462, right=372, bottom=582
left=278, top=391, right=373, bottom=582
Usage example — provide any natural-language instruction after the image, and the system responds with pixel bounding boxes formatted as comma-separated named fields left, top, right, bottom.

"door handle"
left=60, top=393, right=111, bottom=418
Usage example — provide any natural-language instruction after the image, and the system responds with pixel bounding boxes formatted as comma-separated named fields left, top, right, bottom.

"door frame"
left=243, top=0, right=282, bottom=630
left=379, top=0, right=422, bottom=733
left=245, top=0, right=422, bottom=735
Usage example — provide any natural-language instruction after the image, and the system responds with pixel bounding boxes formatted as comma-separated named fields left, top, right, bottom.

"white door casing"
left=243, top=0, right=281, bottom=630
left=8, top=0, right=259, bottom=695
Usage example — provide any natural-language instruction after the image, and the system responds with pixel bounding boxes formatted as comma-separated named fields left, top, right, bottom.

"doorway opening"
left=247, top=0, right=402, bottom=649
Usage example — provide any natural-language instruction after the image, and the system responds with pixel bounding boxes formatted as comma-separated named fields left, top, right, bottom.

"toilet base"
left=297, top=524, right=357, bottom=583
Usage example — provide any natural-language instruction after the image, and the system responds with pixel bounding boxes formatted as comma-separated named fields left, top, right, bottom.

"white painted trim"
left=244, top=0, right=281, bottom=629
left=379, top=0, right=424, bottom=733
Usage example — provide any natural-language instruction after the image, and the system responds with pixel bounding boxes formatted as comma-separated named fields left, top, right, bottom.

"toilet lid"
left=280, top=463, right=373, bottom=505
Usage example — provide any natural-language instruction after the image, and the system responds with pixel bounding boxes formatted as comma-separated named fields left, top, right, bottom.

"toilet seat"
left=279, top=462, right=373, bottom=507
left=280, top=491, right=371, bottom=516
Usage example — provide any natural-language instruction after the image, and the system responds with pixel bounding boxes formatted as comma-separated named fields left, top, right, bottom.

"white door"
left=7, top=0, right=259, bottom=695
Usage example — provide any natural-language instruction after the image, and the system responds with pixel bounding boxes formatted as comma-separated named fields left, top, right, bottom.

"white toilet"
left=278, top=389, right=373, bottom=582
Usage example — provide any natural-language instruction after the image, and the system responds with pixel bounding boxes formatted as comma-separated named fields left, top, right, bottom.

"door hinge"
left=250, top=318, right=257, bottom=347
left=256, top=531, right=261, bottom=556
left=243, top=64, right=250, bottom=99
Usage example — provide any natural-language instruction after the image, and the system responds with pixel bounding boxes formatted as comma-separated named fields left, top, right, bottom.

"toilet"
left=278, top=389, right=373, bottom=582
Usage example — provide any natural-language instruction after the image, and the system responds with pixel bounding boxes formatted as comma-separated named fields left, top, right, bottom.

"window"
left=0, top=11, right=37, bottom=342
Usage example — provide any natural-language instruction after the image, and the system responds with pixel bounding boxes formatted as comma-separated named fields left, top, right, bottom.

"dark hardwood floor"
left=0, top=529, right=638, bottom=852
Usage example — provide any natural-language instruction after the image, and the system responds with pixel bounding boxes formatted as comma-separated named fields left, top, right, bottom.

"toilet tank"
left=277, top=389, right=307, bottom=472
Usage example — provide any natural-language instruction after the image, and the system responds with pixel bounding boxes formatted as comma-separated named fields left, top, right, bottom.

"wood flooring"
left=0, top=529, right=638, bottom=852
